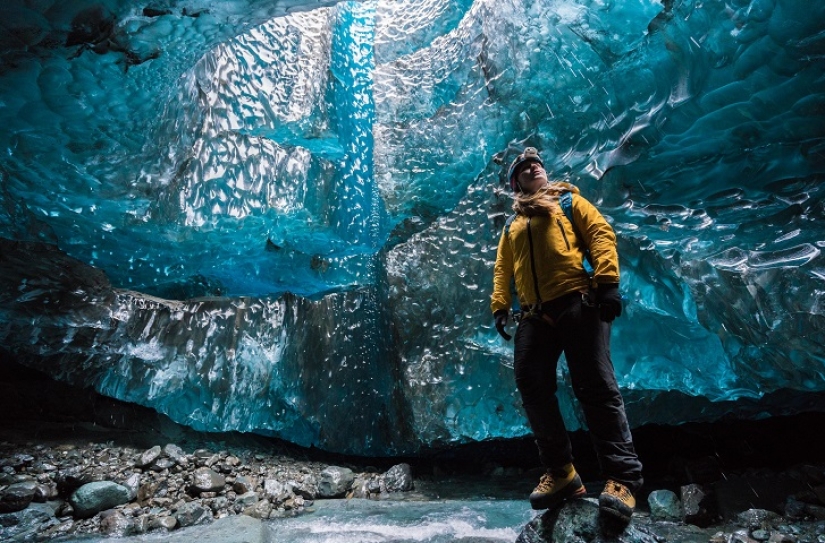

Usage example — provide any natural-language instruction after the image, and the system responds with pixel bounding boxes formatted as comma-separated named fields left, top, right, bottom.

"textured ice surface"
left=1, top=0, right=825, bottom=455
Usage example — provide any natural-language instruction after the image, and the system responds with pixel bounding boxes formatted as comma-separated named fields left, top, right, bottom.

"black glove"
left=596, top=283, right=622, bottom=323
left=494, top=309, right=512, bottom=341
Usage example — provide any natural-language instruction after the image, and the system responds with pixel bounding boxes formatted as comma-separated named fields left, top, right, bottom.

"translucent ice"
left=1, top=0, right=824, bottom=454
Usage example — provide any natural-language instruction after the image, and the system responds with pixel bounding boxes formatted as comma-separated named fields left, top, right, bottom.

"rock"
left=148, top=514, right=177, bottom=531
left=192, top=449, right=213, bottom=466
left=100, top=509, right=137, bottom=536
left=33, top=482, right=58, bottom=502
left=56, top=501, right=74, bottom=517
left=236, top=491, right=260, bottom=508
left=516, top=498, right=661, bottom=543
left=263, top=479, right=291, bottom=503
left=152, top=457, right=178, bottom=471
left=383, top=463, right=414, bottom=492
left=350, top=475, right=377, bottom=498
left=55, top=465, right=88, bottom=495
left=784, top=497, right=807, bottom=519
left=728, top=528, right=756, bottom=542
left=137, top=480, right=158, bottom=506
left=0, top=454, right=34, bottom=470
left=136, top=446, right=162, bottom=468
left=682, top=483, right=718, bottom=527
left=225, top=456, right=241, bottom=467
left=69, top=481, right=132, bottom=519
left=0, top=502, right=59, bottom=541
left=767, top=533, right=796, bottom=542
left=164, top=444, right=188, bottom=465
left=190, top=467, right=226, bottom=494
left=174, top=501, right=211, bottom=527
left=243, top=498, right=273, bottom=520
left=233, top=475, right=256, bottom=495
left=648, top=489, right=682, bottom=521
left=293, top=475, right=318, bottom=500
left=318, top=466, right=354, bottom=498
left=123, top=472, right=141, bottom=501
left=206, top=496, right=229, bottom=513
left=0, top=481, right=36, bottom=513
left=736, top=509, right=783, bottom=529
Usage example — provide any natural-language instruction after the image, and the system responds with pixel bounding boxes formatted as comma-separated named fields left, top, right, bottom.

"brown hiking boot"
left=599, top=479, right=636, bottom=522
left=528, top=463, right=586, bottom=510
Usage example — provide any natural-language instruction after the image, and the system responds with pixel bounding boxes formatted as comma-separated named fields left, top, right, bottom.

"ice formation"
left=1, top=0, right=824, bottom=455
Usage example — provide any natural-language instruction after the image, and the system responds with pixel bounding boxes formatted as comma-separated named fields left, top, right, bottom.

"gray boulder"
left=136, top=446, right=162, bottom=468
left=235, top=491, right=260, bottom=508
left=648, top=489, right=682, bottom=521
left=163, top=444, right=187, bottom=465
left=263, top=479, right=290, bottom=503
left=243, top=498, right=273, bottom=520
left=516, top=498, right=661, bottom=543
left=174, top=501, right=211, bottom=527
left=318, top=466, right=354, bottom=498
left=189, top=467, right=226, bottom=494
left=383, top=463, right=414, bottom=492
left=233, top=475, right=256, bottom=495
left=100, top=510, right=138, bottom=537
left=122, top=473, right=141, bottom=501
left=681, top=484, right=719, bottom=527
left=0, top=481, right=37, bottom=513
left=69, top=481, right=131, bottom=519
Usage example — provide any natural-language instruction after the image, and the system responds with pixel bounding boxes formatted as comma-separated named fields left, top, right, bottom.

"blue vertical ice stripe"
left=330, top=1, right=382, bottom=249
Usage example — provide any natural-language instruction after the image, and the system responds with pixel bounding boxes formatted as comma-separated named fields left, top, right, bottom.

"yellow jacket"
left=490, top=184, right=620, bottom=314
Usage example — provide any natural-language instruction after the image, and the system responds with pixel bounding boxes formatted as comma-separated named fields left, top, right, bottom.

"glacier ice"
left=1, top=0, right=825, bottom=455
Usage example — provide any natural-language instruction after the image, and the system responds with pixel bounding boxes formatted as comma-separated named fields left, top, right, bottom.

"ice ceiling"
left=1, top=0, right=824, bottom=455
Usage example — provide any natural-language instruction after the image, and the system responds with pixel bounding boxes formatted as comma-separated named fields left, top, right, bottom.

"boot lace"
left=534, top=472, right=555, bottom=493
left=604, top=480, right=632, bottom=503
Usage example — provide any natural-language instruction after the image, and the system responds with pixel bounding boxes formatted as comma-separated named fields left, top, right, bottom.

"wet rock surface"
left=518, top=496, right=825, bottom=543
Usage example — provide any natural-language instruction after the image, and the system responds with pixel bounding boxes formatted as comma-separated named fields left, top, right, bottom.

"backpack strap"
left=504, top=213, right=517, bottom=237
left=559, top=192, right=595, bottom=278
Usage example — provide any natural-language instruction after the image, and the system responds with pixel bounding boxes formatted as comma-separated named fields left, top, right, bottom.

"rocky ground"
left=0, top=437, right=417, bottom=540
left=2, top=429, right=825, bottom=542
left=3, top=357, right=825, bottom=542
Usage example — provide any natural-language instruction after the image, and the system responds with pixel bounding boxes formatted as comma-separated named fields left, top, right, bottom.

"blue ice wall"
left=1, top=0, right=824, bottom=455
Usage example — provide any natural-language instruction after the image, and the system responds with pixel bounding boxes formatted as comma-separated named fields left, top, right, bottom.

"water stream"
left=266, top=498, right=534, bottom=543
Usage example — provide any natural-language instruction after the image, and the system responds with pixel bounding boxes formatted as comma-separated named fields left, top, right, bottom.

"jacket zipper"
left=557, top=218, right=571, bottom=250
left=526, top=217, right=542, bottom=306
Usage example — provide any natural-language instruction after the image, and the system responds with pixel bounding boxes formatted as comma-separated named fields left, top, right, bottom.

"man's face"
left=515, top=161, right=548, bottom=193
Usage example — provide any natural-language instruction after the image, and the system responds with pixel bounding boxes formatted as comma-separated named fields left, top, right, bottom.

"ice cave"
left=1, top=0, right=824, bottom=456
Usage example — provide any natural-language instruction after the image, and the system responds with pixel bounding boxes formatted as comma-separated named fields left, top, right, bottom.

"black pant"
left=513, top=292, right=643, bottom=493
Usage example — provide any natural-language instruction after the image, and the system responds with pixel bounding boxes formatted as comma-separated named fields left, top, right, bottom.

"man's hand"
left=596, top=283, right=622, bottom=323
left=494, top=310, right=512, bottom=341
